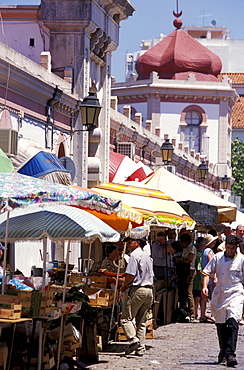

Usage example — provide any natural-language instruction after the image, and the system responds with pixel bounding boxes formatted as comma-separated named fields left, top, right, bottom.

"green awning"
left=0, top=148, right=14, bottom=172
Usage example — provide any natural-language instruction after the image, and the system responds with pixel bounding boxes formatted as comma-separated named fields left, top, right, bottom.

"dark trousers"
left=177, top=274, right=188, bottom=311
left=216, top=318, right=238, bottom=358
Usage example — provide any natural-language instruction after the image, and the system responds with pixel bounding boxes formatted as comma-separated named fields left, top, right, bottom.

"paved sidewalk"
left=87, top=322, right=244, bottom=370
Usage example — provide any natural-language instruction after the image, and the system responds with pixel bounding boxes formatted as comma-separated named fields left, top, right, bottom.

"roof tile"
left=232, top=96, right=244, bottom=128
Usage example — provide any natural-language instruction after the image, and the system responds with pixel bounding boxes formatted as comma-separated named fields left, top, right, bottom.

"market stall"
left=0, top=203, right=121, bottom=369
left=92, top=182, right=196, bottom=327
left=0, top=171, right=122, bottom=292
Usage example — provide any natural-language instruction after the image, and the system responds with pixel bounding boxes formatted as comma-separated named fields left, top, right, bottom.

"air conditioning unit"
left=117, top=142, right=135, bottom=159
left=0, top=128, right=18, bottom=156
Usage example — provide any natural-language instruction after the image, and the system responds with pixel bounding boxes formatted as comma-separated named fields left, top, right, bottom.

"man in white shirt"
left=202, top=235, right=244, bottom=367
left=120, top=237, right=154, bottom=356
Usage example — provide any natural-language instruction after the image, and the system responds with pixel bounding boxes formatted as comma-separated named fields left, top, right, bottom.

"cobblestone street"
left=87, top=323, right=244, bottom=370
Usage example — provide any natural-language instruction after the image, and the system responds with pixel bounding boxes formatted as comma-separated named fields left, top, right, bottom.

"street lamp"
left=221, top=175, right=231, bottom=190
left=197, top=161, right=208, bottom=181
left=79, top=91, right=102, bottom=131
left=160, top=139, right=174, bottom=165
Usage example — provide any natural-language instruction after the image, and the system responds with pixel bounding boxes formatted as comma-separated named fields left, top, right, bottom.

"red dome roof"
left=135, top=29, right=222, bottom=81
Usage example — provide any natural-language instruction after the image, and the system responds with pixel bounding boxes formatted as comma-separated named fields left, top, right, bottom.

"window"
left=180, top=106, right=208, bottom=156
left=29, top=38, right=35, bottom=47
left=127, top=61, right=134, bottom=71
left=184, top=110, right=201, bottom=153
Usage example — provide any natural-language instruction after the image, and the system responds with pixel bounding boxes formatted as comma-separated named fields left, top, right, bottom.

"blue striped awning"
left=0, top=204, right=120, bottom=243
left=18, top=151, right=68, bottom=178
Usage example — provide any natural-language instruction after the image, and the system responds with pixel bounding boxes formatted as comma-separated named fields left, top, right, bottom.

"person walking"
left=120, top=237, right=154, bottom=356
left=202, top=235, right=244, bottom=367
left=200, top=234, right=217, bottom=323
left=235, top=224, right=244, bottom=325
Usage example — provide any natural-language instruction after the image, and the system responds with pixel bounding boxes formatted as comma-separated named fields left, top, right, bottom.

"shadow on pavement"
left=182, top=361, right=224, bottom=366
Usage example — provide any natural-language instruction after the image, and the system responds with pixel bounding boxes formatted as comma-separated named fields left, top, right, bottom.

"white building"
left=112, top=18, right=237, bottom=187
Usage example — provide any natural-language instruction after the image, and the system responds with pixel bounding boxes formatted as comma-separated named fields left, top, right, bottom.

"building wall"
left=0, top=6, right=50, bottom=64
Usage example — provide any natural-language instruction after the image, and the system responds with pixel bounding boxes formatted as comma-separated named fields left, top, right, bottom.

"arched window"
left=180, top=105, right=207, bottom=155
left=184, top=110, right=201, bottom=152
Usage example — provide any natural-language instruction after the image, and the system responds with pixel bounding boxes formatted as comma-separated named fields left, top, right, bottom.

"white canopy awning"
left=142, top=167, right=237, bottom=224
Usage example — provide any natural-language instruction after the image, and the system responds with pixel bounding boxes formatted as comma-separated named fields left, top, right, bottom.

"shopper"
left=202, top=235, right=244, bottom=367
left=151, top=231, right=171, bottom=279
left=200, top=234, right=217, bottom=323
left=120, top=237, right=154, bottom=356
left=193, top=237, right=205, bottom=320
left=236, top=224, right=244, bottom=253
left=176, top=233, right=196, bottom=321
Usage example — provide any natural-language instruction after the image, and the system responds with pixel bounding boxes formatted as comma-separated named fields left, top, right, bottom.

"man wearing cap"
left=120, top=237, right=154, bottom=356
left=202, top=235, right=244, bottom=367
left=200, top=234, right=218, bottom=323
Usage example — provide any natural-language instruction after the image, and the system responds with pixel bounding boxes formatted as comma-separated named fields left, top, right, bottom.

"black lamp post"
left=221, top=175, right=231, bottom=190
left=197, top=161, right=208, bottom=181
left=79, top=91, right=102, bottom=131
left=160, top=139, right=174, bottom=165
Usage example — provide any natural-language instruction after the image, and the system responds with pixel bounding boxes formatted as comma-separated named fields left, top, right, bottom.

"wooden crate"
left=117, top=319, right=153, bottom=342
left=89, top=275, right=107, bottom=288
left=0, top=303, right=22, bottom=319
left=117, top=326, right=127, bottom=341
left=2, top=289, right=54, bottom=318
left=86, top=287, right=116, bottom=307
left=4, top=290, right=32, bottom=308
left=69, top=274, right=107, bottom=288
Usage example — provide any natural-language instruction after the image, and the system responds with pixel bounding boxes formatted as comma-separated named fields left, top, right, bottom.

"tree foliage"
left=231, top=137, right=244, bottom=204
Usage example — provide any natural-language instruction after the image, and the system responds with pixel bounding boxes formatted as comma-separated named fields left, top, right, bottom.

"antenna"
left=197, top=10, right=212, bottom=26
left=211, top=19, right=217, bottom=26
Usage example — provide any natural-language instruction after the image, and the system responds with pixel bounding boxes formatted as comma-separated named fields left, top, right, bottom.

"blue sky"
left=2, top=0, right=244, bottom=81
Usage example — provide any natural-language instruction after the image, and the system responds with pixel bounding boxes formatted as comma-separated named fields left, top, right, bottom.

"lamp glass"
left=197, top=161, right=208, bottom=180
left=221, top=175, right=230, bottom=190
left=80, top=92, right=102, bottom=129
left=160, top=139, right=174, bottom=164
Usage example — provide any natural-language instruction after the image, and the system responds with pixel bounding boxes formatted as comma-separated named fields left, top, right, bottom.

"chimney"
left=40, top=51, right=51, bottom=72
left=146, top=120, right=151, bottom=131
left=134, top=113, right=142, bottom=125
left=110, top=96, right=118, bottom=110
left=123, top=105, right=131, bottom=119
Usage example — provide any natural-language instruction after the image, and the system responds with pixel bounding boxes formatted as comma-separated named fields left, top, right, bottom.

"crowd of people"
left=98, top=224, right=244, bottom=366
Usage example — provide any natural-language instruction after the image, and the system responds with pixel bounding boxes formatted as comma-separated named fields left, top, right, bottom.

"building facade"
left=0, top=1, right=134, bottom=187
left=112, top=19, right=237, bottom=192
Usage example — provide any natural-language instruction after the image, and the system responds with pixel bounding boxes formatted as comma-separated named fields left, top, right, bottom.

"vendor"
left=101, top=244, right=120, bottom=273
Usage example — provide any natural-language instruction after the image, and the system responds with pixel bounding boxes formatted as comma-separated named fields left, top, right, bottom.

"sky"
left=2, top=0, right=244, bottom=81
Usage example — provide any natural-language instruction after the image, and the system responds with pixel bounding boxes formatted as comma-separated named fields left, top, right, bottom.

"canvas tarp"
left=142, top=167, right=237, bottom=224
